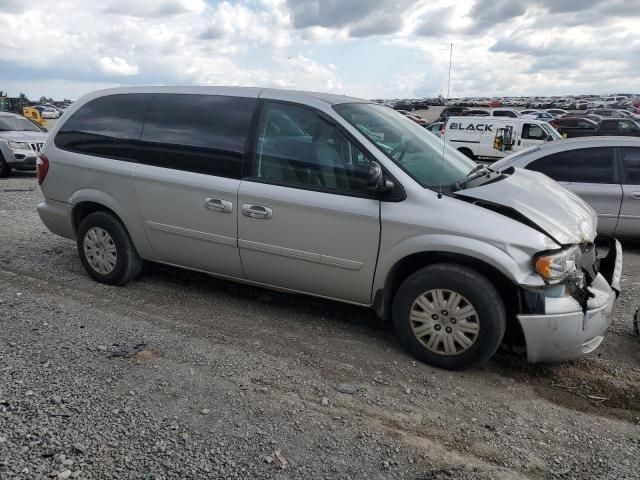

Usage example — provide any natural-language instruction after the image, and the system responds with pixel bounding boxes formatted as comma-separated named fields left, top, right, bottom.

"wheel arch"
left=457, top=147, right=474, bottom=159
left=69, top=189, right=154, bottom=259
left=375, top=250, right=518, bottom=318
left=372, top=233, right=541, bottom=344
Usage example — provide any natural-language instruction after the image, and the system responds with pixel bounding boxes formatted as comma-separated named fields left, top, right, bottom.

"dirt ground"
left=1, top=172, right=639, bottom=479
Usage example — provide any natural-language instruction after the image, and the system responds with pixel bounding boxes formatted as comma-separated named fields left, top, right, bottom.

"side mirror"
left=547, top=135, right=554, bottom=141
left=367, top=162, right=394, bottom=194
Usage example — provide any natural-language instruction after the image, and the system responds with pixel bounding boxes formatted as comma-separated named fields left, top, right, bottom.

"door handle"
left=631, top=192, right=640, bottom=200
left=204, top=198, right=233, bottom=213
left=242, top=204, right=273, bottom=219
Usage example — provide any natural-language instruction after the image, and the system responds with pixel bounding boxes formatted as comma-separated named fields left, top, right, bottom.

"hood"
left=0, top=131, right=47, bottom=143
left=456, top=167, right=597, bottom=245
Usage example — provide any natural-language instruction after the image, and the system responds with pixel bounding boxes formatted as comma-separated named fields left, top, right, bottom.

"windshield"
left=334, top=103, right=475, bottom=188
left=541, top=123, right=563, bottom=140
left=0, top=116, right=42, bottom=132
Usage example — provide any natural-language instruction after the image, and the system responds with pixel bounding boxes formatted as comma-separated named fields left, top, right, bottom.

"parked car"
left=0, top=112, right=47, bottom=177
left=393, top=101, right=413, bottom=111
left=546, top=109, right=569, bottom=117
left=397, top=110, right=428, bottom=126
left=520, top=109, right=538, bottom=116
left=553, top=117, right=640, bottom=138
left=38, top=86, right=621, bottom=370
left=549, top=117, right=599, bottom=138
left=492, top=137, right=640, bottom=237
left=524, top=111, right=556, bottom=121
left=590, top=96, right=629, bottom=108
left=438, top=106, right=468, bottom=122
left=614, top=109, right=640, bottom=121
left=425, top=121, right=444, bottom=136
left=411, top=101, right=430, bottom=110
left=35, top=106, right=59, bottom=119
left=586, top=108, right=632, bottom=118
left=443, top=116, right=561, bottom=161
left=462, top=109, right=520, bottom=118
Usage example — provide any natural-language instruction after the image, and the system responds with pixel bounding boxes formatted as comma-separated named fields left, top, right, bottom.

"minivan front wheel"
left=392, top=264, right=506, bottom=370
left=77, top=211, right=143, bottom=286
left=0, top=154, right=11, bottom=178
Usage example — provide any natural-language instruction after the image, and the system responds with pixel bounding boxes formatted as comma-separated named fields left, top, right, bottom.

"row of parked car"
left=33, top=103, right=72, bottom=119
left=446, top=95, right=640, bottom=111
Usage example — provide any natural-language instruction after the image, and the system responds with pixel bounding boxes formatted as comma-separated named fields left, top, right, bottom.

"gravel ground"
left=1, top=172, right=640, bottom=480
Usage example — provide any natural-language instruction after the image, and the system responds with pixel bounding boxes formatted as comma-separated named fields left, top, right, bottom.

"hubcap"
left=84, top=227, right=117, bottom=275
left=409, top=289, right=480, bottom=356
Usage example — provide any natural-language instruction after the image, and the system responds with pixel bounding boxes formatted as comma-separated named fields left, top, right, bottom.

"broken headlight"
left=534, top=245, right=584, bottom=285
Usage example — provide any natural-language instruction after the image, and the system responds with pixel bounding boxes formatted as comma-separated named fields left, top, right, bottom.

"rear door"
left=526, top=147, right=621, bottom=234
left=237, top=101, right=380, bottom=304
left=134, top=93, right=257, bottom=277
left=616, top=147, right=640, bottom=237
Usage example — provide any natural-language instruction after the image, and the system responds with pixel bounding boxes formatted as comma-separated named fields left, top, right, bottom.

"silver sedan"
left=491, top=136, right=640, bottom=237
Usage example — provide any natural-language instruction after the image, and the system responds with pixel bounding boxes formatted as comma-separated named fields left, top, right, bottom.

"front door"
left=237, top=101, right=380, bottom=304
left=616, top=147, right=640, bottom=237
left=519, top=122, right=547, bottom=149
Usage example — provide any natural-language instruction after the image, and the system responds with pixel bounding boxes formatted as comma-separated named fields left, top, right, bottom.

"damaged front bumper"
left=517, top=239, right=622, bottom=363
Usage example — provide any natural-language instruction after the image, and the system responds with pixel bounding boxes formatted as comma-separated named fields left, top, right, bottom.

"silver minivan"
left=37, top=87, right=622, bottom=370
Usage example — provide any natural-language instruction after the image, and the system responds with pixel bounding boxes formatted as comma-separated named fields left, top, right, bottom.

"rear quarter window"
left=54, top=94, right=152, bottom=161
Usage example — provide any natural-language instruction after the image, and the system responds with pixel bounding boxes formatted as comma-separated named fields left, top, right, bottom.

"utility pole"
left=446, top=43, right=453, bottom=99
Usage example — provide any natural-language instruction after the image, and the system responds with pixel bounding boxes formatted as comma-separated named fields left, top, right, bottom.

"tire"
left=392, top=263, right=506, bottom=370
left=458, top=148, right=474, bottom=160
left=77, top=211, right=143, bottom=286
left=0, top=154, right=11, bottom=178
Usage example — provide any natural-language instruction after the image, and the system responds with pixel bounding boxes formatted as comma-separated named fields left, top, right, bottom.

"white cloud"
left=98, top=57, right=139, bottom=76
left=0, top=0, right=639, bottom=100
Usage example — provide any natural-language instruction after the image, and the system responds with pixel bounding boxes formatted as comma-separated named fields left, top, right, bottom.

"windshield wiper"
left=455, top=166, right=494, bottom=190
left=466, top=164, right=490, bottom=177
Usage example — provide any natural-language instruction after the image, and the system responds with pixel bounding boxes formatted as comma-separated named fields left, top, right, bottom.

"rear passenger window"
left=250, top=102, right=372, bottom=195
left=527, top=147, right=615, bottom=183
left=622, top=148, right=640, bottom=185
left=139, top=94, right=257, bottom=178
left=54, top=94, right=151, bottom=161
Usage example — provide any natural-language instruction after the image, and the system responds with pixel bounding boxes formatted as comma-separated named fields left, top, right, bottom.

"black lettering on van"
left=450, top=122, right=458, bottom=130
left=466, top=124, right=475, bottom=131
left=484, top=124, right=493, bottom=132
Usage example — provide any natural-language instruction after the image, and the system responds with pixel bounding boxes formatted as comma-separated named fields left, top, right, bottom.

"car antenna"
left=438, top=43, right=453, bottom=199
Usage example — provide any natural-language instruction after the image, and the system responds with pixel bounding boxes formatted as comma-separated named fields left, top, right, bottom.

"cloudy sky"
left=1, top=0, right=639, bottom=100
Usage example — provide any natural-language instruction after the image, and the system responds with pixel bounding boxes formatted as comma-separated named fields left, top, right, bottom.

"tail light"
left=36, top=153, right=49, bottom=185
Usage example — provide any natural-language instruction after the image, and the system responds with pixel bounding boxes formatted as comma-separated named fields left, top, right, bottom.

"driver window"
left=252, top=102, right=373, bottom=195
left=522, top=123, right=546, bottom=140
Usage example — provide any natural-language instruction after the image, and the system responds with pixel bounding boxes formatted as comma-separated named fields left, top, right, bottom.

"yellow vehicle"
left=22, top=106, right=48, bottom=128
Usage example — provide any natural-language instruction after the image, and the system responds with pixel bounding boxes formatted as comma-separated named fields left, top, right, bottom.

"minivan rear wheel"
left=392, top=264, right=506, bottom=370
left=77, top=211, right=143, bottom=286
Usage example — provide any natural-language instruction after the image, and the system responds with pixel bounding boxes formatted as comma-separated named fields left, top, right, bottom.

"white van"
left=442, top=116, right=562, bottom=161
